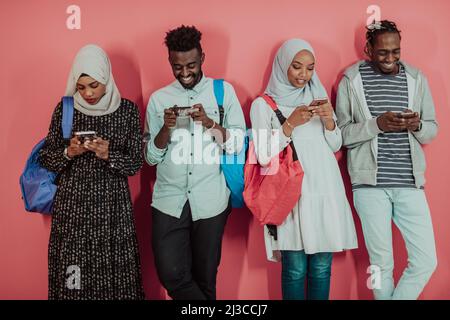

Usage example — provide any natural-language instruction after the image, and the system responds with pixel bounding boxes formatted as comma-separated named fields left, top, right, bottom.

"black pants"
left=152, top=200, right=231, bottom=300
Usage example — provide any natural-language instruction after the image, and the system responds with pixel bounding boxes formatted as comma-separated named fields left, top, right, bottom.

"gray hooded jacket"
left=335, top=60, right=438, bottom=188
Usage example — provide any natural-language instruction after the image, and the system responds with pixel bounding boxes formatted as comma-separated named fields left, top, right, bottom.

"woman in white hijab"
left=250, top=39, right=358, bottom=300
left=39, top=44, right=145, bottom=300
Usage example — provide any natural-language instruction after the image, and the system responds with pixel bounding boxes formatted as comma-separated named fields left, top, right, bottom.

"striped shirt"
left=354, top=62, right=416, bottom=189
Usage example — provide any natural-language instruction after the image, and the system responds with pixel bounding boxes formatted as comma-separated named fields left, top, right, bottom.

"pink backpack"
left=243, top=95, right=304, bottom=229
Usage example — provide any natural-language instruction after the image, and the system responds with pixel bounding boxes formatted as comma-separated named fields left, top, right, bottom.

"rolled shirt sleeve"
left=323, top=112, right=343, bottom=153
left=144, top=96, right=168, bottom=166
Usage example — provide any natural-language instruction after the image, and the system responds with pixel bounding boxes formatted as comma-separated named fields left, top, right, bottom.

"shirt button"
left=190, top=153, right=193, bottom=156
left=188, top=191, right=191, bottom=194
left=190, top=97, right=193, bottom=100
left=189, top=172, right=192, bottom=175
left=191, top=133, right=194, bottom=136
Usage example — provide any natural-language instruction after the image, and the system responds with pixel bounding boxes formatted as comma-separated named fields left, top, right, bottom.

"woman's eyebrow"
left=292, top=61, right=315, bottom=67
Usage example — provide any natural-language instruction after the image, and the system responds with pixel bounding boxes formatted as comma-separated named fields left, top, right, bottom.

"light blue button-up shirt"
left=145, top=75, right=246, bottom=220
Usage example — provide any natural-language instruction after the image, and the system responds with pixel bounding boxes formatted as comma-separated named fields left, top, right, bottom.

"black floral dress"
left=39, top=98, right=145, bottom=300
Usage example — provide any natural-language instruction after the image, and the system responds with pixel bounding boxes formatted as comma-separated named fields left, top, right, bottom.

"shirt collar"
left=172, top=73, right=208, bottom=94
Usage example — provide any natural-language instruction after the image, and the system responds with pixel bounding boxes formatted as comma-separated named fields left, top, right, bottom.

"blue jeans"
left=281, top=250, right=333, bottom=300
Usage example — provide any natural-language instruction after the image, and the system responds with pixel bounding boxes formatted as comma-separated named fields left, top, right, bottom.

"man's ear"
left=365, top=43, right=373, bottom=59
left=201, top=52, right=205, bottom=65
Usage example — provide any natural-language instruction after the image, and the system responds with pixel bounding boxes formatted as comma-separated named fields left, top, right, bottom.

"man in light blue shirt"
left=145, top=25, right=246, bottom=300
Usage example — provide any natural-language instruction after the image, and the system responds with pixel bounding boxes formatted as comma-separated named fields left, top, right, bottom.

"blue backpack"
left=213, top=79, right=249, bottom=208
left=19, top=97, right=74, bottom=214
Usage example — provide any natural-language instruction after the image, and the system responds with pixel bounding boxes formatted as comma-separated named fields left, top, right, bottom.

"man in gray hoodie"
left=336, top=20, right=438, bottom=300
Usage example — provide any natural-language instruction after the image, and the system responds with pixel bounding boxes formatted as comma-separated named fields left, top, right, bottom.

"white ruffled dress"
left=250, top=97, right=358, bottom=262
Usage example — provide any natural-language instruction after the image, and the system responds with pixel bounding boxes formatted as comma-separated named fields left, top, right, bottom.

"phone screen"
left=74, top=131, right=97, bottom=142
left=398, top=112, right=417, bottom=119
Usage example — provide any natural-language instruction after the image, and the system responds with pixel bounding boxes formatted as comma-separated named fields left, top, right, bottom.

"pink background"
left=1, top=0, right=449, bottom=299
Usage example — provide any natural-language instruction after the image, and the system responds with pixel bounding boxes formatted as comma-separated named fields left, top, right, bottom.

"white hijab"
left=265, top=39, right=328, bottom=108
left=65, top=44, right=121, bottom=116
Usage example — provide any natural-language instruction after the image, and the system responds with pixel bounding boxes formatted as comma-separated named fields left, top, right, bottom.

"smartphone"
left=309, top=99, right=328, bottom=107
left=175, top=106, right=199, bottom=117
left=74, top=131, right=97, bottom=143
left=397, top=112, right=417, bottom=119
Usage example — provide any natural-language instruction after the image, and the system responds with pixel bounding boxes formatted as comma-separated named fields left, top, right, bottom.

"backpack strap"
left=260, top=94, right=287, bottom=126
left=260, top=94, right=298, bottom=162
left=213, top=79, right=225, bottom=126
left=61, top=96, right=74, bottom=140
left=267, top=224, right=278, bottom=240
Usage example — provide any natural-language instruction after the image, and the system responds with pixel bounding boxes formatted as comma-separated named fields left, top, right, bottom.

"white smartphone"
left=74, top=131, right=97, bottom=143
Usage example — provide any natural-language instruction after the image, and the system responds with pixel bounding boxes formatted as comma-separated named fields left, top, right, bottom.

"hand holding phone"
left=83, top=136, right=110, bottom=160
left=67, top=136, right=89, bottom=158
left=309, top=99, right=335, bottom=129
left=398, top=109, right=420, bottom=131
left=163, top=108, right=177, bottom=129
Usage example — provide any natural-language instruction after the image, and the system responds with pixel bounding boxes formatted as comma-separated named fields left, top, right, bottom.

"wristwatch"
left=63, top=147, right=72, bottom=160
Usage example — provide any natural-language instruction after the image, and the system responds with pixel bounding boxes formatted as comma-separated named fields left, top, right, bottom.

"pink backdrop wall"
left=1, top=0, right=449, bottom=299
